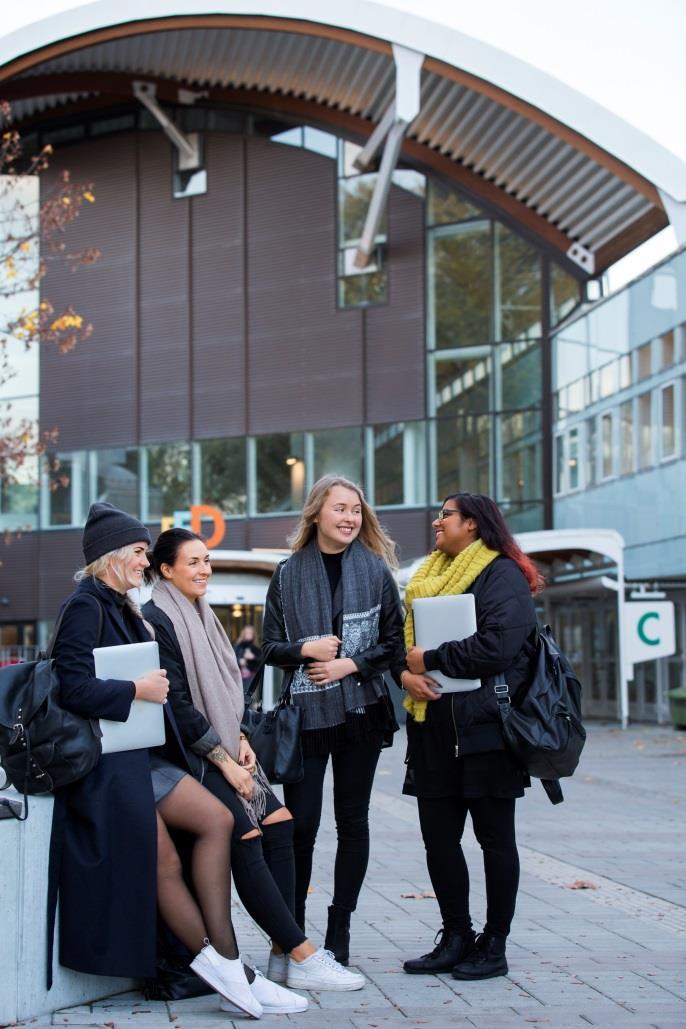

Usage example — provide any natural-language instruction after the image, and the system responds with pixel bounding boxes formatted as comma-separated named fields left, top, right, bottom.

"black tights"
left=417, top=794, right=519, bottom=939
left=156, top=775, right=238, bottom=960
left=284, top=738, right=382, bottom=927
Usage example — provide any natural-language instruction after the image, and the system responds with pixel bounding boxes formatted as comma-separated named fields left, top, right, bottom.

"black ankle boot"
left=324, top=905, right=351, bottom=966
left=403, top=927, right=476, bottom=975
left=451, top=932, right=508, bottom=980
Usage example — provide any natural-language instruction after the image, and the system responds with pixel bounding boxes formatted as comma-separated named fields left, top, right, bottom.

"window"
left=586, top=417, right=597, bottom=488
left=433, top=354, right=491, bottom=416
left=601, top=413, right=614, bottom=480
left=146, top=443, right=191, bottom=520
left=568, top=427, right=580, bottom=491
left=427, top=180, right=483, bottom=226
left=95, top=448, right=140, bottom=517
left=312, top=427, right=362, bottom=484
left=619, top=401, right=633, bottom=476
left=429, top=222, right=492, bottom=348
left=372, top=421, right=426, bottom=507
left=637, top=392, right=653, bottom=470
left=636, top=341, right=652, bottom=381
left=256, top=433, right=305, bottom=514
left=500, top=340, right=541, bottom=409
left=555, top=434, right=565, bottom=494
left=435, top=414, right=490, bottom=500
left=494, top=225, right=541, bottom=341
left=660, top=383, right=677, bottom=461
left=550, top=262, right=581, bottom=325
left=45, top=451, right=89, bottom=527
left=199, top=438, right=246, bottom=516
left=501, top=411, right=542, bottom=503
left=659, top=330, right=675, bottom=369
left=337, top=145, right=387, bottom=308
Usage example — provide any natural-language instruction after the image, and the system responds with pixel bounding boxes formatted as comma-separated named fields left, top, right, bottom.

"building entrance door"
left=549, top=599, right=618, bottom=719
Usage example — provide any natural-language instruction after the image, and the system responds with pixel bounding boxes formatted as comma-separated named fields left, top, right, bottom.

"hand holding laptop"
left=134, top=668, right=170, bottom=703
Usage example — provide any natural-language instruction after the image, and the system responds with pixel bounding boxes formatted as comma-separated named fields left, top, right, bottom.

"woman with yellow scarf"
left=399, top=493, right=542, bottom=983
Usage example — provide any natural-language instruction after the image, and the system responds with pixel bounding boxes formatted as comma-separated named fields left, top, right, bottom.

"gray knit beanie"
left=83, top=502, right=151, bottom=564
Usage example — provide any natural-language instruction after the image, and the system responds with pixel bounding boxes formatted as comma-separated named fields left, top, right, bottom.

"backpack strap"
left=542, top=779, right=564, bottom=805
left=46, top=595, right=104, bottom=659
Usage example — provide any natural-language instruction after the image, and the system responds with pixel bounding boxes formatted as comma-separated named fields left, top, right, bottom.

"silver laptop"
left=93, top=641, right=166, bottom=753
left=412, top=594, right=481, bottom=693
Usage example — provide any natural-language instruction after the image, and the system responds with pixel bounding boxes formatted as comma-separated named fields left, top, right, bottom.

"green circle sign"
left=637, top=611, right=660, bottom=646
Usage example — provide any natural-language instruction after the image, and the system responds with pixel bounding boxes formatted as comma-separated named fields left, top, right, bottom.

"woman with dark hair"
left=49, top=503, right=261, bottom=1018
left=399, top=492, right=542, bottom=982
left=262, top=474, right=405, bottom=969
left=234, top=625, right=262, bottom=683
left=143, top=528, right=364, bottom=998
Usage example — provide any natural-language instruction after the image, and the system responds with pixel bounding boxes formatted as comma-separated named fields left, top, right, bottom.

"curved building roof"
left=1, top=0, right=683, bottom=275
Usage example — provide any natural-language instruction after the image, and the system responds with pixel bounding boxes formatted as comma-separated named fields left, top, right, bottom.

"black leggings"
left=283, top=738, right=382, bottom=927
left=417, top=794, right=519, bottom=939
left=201, top=766, right=306, bottom=954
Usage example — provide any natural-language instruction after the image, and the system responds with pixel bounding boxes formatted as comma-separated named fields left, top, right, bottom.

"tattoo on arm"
left=208, top=745, right=230, bottom=764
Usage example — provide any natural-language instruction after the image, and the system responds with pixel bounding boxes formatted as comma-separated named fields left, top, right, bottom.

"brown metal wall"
left=245, top=138, right=365, bottom=434
left=40, top=136, right=139, bottom=448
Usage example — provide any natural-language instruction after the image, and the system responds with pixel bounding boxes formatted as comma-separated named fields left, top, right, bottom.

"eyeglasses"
left=436, top=508, right=462, bottom=522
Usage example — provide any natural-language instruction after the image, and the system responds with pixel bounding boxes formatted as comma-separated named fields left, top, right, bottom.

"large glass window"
left=146, top=443, right=191, bottom=520
left=199, top=438, right=246, bottom=516
left=256, top=432, right=305, bottom=514
left=95, top=448, right=140, bottom=516
left=435, top=415, right=490, bottom=500
left=660, top=383, right=677, bottom=460
left=337, top=144, right=387, bottom=308
left=500, top=341, right=541, bottom=409
left=619, top=401, right=634, bottom=476
left=427, top=181, right=483, bottom=226
left=46, top=450, right=89, bottom=527
left=434, top=354, right=491, bottom=416
left=501, top=410, right=542, bottom=503
left=372, top=421, right=426, bottom=507
left=601, top=413, right=614, bottom=480
left=638, top=392, right=653, bottom=470
left=312, top=427, right=362, bottom=484
left=429, top=222, right=492, bottom=348
left=0, top=395, right=39, bottom=530
left=494, top=225, right=541, bottom=341
left=550, top=262, right=581, bottom=325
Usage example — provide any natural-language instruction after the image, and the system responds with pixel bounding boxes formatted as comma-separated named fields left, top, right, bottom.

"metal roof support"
left=353, top=44, right=423, bottom=269
left=133, top=80, right=200, bottom=168
left=658, top=188, right=686, bottom=245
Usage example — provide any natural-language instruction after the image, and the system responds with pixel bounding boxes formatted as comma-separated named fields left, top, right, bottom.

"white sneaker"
left=266, top=951, right=288, bottom=983
left=220, top=969, right=308, bottom=1015
left=287, top=947, right=365, bottom=992
left=190, top=943, right=262, bottom=1019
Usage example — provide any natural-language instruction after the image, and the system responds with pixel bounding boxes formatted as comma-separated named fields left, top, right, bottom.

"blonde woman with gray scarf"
left=262, top=475, right=405, bottom=968
left=143, top=528, right=365, bottom=998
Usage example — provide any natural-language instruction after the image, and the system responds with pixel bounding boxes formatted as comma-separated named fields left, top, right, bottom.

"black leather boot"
left=324, top=905, right=351, bottom=966
left=403, top=927, right=476, bottom=975
left=451, top=932, right=508, bottom=980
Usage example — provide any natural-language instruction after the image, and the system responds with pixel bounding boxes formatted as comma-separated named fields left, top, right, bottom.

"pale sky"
left=2, top=0, right=684, bottom=290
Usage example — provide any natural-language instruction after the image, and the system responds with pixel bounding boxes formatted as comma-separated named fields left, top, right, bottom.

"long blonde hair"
left=288, top=474, right=398, bottom=569
left=74, top=543, right=139, bottom=593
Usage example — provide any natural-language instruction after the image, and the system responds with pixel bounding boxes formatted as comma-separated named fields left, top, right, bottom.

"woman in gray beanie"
left=47, top=502, right=305, bottom=1018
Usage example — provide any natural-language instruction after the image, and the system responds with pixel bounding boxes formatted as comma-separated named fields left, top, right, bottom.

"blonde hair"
left=74, top=543, right=142, bottom=592
left=288, top=474, right=398, bottom=569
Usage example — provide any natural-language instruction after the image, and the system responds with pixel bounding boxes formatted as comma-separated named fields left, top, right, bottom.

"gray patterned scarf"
left=278, top=538, right=387, bottom=732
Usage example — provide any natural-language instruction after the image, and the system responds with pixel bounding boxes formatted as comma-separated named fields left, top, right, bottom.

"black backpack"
left=494, top=624, right=586, bottom=805
left=0, top=599, right=104, bottom=820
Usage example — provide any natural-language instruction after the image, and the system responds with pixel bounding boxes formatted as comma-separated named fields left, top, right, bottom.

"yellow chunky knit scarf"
left=403, top=539, right=499, bottom=722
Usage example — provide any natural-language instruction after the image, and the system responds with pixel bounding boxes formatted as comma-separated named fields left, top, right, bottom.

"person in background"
left=234, top=624, right=262, bottom=683
left=48, top=503, right=261, bottom=1018
left=399, top=492, right=541, bottom=981
left=143, top=528, right=364, bottom=997
left=262, top=474, right=405, bottom=968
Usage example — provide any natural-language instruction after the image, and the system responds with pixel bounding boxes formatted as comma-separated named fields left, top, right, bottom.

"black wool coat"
left=48, top=577, right=168, bottom=982
left=401, top=555, right=538, bottom=799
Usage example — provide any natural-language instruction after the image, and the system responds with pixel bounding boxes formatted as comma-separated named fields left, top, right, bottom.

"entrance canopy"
left=2, top=1, right=685, bottom=274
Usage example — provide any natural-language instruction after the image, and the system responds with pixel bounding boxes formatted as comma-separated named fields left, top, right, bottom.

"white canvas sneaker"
left=190, top=943, right=262, bottom=1019
left=286, top=946, right=365, bottom=991
left=220, top=969, right=309, bottom=1014
left=266, top=951, right=288, bottom=983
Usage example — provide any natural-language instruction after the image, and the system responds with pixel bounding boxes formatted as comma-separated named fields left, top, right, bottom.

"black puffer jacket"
left=402, top=555, right=537, bottom=798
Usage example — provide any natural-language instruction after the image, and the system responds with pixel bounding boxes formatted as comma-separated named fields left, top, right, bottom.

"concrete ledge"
left=0, top=786, right=137, bottom=1025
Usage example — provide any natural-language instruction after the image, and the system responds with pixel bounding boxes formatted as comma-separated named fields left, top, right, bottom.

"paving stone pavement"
left=17, top=724, right=686, bottom=1028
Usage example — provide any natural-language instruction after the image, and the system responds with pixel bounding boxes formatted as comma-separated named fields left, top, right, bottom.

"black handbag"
left=0, top=600, right=104, bottom=819
left=242, top=662, right=303, bottom=785
left=494, top=624, right=586, bottom=805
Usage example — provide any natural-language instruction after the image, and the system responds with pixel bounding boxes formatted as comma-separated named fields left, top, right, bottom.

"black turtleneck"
left=320, top=549, right=343, bottom=597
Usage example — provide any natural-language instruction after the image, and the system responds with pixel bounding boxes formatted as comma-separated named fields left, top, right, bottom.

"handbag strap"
left=45, top=595, right=104, bottom=659
left=244, top=656, right=293, bottom=710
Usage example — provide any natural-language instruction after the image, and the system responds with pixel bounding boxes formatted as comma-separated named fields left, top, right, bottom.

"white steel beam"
left=133, top=80, right=200, bottom=168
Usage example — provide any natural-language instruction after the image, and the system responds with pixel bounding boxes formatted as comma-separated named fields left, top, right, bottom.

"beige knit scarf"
left=403, top=539, right=499, bottom=722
